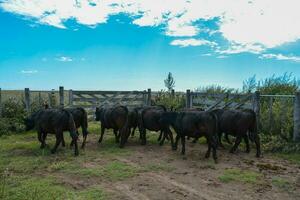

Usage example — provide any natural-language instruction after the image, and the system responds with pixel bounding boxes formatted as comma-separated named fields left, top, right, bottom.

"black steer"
left=63, top=107, right=88, bottom=149
left=95, top=105, right=128, bottom=144
left=24, top=109, right=79, bottom=156
left=211, top=109, right=261, bottom=157
left=160, top=111, right=219, bottom=162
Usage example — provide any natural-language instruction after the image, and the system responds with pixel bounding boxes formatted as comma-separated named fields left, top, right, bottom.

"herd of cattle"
left=24, top=105, right=261, bottom=163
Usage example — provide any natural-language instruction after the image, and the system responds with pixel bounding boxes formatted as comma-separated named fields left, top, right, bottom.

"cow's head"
left=24, top=117, right=35, bottom=131
left=95, top=107, right=102, bottom=121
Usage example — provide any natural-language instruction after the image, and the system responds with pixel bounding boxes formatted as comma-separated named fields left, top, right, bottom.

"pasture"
left=0, top=122, right=299, bottom=200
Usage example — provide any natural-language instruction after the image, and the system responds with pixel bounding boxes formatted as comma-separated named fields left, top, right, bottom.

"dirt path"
left=53, top=134, right=300, bottom=200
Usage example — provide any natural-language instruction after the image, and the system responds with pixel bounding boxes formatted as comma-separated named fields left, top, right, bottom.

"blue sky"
left=0, top=0, right=300, bottom=91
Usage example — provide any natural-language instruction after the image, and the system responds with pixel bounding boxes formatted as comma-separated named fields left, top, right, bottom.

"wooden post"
left=48, top=92, right=52, bottom=108
left=293, top=91, right=300, bottom=142
left=51, top=89, right=55, bottom=107
left=0, top=88, right=2, bottom=117
left=186, top=89, right=191, bottom=108
left=24, top=88, right=30, bottom=113
left=171, top=89, right=175, bottom=97
left=69, top=90, right=73, bottom=107
left=252, top=91, right=260, bottom=131
left=268, top=97, right=273, bottom=133
left=147, top=88, right=151, bottom=106
left=59, top=86, right=64, bottom=108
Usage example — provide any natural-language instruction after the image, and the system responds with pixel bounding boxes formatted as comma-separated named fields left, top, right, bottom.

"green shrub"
left=153, top=90, right=185, bottom=110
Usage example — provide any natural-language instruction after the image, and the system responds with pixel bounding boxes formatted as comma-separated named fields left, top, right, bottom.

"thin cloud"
left=56, top=56, right=73, bottom=62
left=259, top=53, right=300, bottom=62
left=170, top=39, right=216, bottom=47
left=21, top=70, right=38, bottom=74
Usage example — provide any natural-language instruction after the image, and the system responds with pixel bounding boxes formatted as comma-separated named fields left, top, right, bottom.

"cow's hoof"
left=74, top=152, right=79, bottom=156
left=229, top=149, right=235, bottom=154
left=214, top=159, right=218, bottom=164
left=205, top=154, right=210, bottom=159
left=256, top=153, right=261, bottom=158
left=246, top=149, right=250, bottom=153
left=51, top=149, right=56, bottom=154
left=172, top=146, right=177, bottom=151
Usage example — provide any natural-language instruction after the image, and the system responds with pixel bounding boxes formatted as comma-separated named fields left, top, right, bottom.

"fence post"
left=186, top=89, right=191, bottom=108
left=0, top=88, right=2, bottom=117
left=293, top=91, right=300, bottom=142
left=147, top=88, right=151, bottom=106
left=59, top=86, right=64, bottom=108
left=24, top=88, right=30, bottom=113
left=253, top=91, right=260, bottom=131
left=69, top=90, right=73, bottom=107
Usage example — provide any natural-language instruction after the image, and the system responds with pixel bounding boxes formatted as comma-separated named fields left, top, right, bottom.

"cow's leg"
left=71, top=133, right=79, bottom=156
left=141, top=128, right=147, bottom=145
left=181, top=135, right=186, bottom=155
left=205, top=137, right=211, bottom=158
left=225, top=133, right=232, bottom=144
left=243, top=135, right=250, bottom=153
left=61, top=133, right=66, bottom=147
left=51, top=132, right=62, bottom=154
left=114, top=129, right=120, bottom=143
left=98, top=124, right=105, bottom=143
left=157, top=130, right=163, bottom=141
left=41, top=132, right=47, bottom=149
left=165, top=129, right=175, bottom=150
left=253, top=133, right=261, bottom=157
left=218, top=132, right=225, bottom=149
left=173, top=134, right=180, bottom=150
left=131, top=127, right=136, bottom=137
left=37, top=131, right=44, bottom=149
left=230, top=135, right=242, bottom=153
left=81, top=131, right=88, bottom=149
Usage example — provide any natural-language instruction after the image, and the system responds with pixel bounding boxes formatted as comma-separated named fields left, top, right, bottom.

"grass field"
left=0, top=122, right=299, bottom=200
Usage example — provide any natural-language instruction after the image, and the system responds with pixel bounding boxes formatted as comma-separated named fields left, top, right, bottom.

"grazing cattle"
left=160, top=111, right=219, bottom=162
left=95, top=105, right=128, bottom=144
left=63, top=107, right=88, bottom=149
left=211, top=109, right=261, bottom=157
left=24, top=109, right=79, bottom=156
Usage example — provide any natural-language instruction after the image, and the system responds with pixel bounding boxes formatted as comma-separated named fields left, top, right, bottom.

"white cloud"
left=1, top=0, right=300, bottom=55
left=21, top=70, right=38, bottom=74
left=259, top=53, right=300, bottom=62
left=170, top=38, right=216, bottom=47
left=56, top=56, right=72, bottom=62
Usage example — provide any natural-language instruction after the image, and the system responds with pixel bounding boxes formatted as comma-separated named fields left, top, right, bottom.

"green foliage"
left=153, top=90, right=185, bottom=110
left=164, top=72, right=175, bottom=91
left=219, top=169, right=262, bottom=184
left=195, top=84, right=238, bottom=94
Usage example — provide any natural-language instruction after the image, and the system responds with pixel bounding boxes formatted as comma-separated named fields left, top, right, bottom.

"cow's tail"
left=211, top=112, right=219, bottom=146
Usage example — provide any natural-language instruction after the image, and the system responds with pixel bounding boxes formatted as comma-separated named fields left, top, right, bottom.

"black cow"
left=120, top=105, right=169, bottom=147
left=160, top=111, right=219, bottom=162
left=24, top=109, right=79, bottom=156
left=95, top=105, right=128, bottom=144
left=211, top=109, right=261, bottom=157
left=63, top=107, right=88, bottom=149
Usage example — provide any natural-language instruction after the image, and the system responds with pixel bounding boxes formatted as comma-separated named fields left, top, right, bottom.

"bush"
left=153, top=90, right=185, bottom=111
left=0, top=98, right=27, bottom=136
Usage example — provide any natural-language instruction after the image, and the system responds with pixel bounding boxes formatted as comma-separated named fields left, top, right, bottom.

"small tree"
left=243, top=75, right=257, bottom=93
left=164, top=72, right=175, bottom=91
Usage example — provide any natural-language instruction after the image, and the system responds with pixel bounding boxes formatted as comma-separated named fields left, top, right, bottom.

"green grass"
left=143, top=162, right=175, bottom=172
left=271, top=177, right=291, bottom=190
left=0, top=174, right=107, bottom=200
left=219, top=168, right=262, bottom=184
left=274, top=153, right=300, bottom=165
